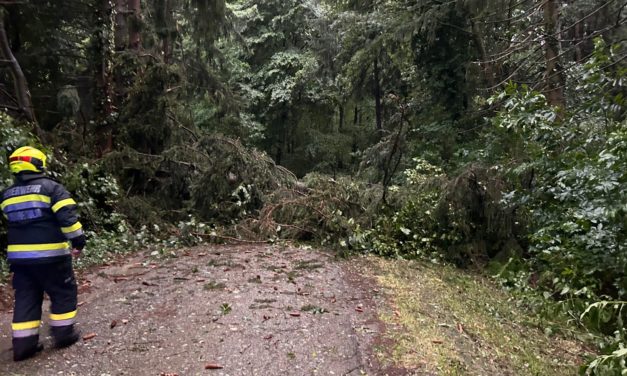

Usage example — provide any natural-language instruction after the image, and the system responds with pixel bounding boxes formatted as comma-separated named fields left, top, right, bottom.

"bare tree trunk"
left=94, top=0, right=115, bottom=156
left=162, top=0, right=171, bottom=63
left=276, top=111, right=289, bottom=165
left=95, top=0, right=115, bottom=114
left=163, top=37, right=170, bottom=63
left=543, top=0, right=565, bottom=110
left=128, top=0, right=141, bottom=50
left=338, top=103, right=344, bottom=131
left=114, top=0, right=127, bottom=51
left=373, top=57, right=383, bottom=133
left=7, top=6, right=20, bottom=53
left=574, top=12, right=584, bottom=62
left=470, top=18, right=495, bottom=89
left=113, top=0, right=129, bottom=107
left=0, top=15, right=37, bottom=127
left=381, top=107, right=406, bottom=204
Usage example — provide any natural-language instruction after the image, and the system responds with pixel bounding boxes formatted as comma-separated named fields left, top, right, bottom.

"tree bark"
left=469, top=18, right=495, bottom=89
left=114, top=0, right=127, bottom=51
left=7, top=5, right=20, bottom=52
left=113, top=0, right=129, bottom=107
left=162, top=0, right=171, bottom=63
left=381, top=108, right=406, bottom=204
left=95, top=0, right=114, bottom=113
left=276, top=111, right=289, bottom=165
left=0, top=15, right=36, bottom=125
left=163, top=37, right=170, bottom=63
left=94, top=0, right=115, bottom=156
left=338, top=103, right=344, bottom=131
left=373, top=56, right=383, bottom=133
left=543, top=0, right=565, bottom=110
left=574, top=13, right=583, bottom=63
left=128, top=0, right=141, bottom=50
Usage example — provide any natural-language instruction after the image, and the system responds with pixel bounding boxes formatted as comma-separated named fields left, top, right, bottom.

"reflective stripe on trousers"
left=12, top=320, right=40, bottom=338
left=49, top=310, right=77, bottom=327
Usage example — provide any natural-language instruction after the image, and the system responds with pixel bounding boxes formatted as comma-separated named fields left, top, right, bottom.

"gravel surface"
left=0, top=244, right=385, bottom=376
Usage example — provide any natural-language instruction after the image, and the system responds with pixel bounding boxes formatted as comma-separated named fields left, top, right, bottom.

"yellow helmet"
left=9, top=146, right=47, bottom=174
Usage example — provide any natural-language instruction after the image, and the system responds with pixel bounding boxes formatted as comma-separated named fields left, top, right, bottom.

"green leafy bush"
left=486, top=40, right=627, bottom=372
left=355, top=158, right=524, bottom=267
left=332, top=39, right=626, bottom=372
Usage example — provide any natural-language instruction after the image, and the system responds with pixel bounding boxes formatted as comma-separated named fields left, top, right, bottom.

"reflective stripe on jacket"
left=1, top=173, right=83, bottom=264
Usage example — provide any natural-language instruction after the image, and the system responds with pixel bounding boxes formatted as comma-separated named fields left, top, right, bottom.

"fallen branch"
left=192, top=232, right=269, bottom=244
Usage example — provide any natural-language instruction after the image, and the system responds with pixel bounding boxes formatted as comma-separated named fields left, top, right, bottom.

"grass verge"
left=366, top=257, right=594, bottom=375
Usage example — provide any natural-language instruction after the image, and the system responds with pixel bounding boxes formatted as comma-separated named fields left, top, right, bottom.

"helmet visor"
left=9, top=156, right=33, bottom=163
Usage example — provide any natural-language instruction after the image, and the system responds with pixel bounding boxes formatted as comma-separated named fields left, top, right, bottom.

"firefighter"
left=1, top=146, right=86, bottom=361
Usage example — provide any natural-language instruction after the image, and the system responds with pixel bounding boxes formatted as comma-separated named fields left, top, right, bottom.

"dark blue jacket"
left=1, top=173, right=83, bottom=264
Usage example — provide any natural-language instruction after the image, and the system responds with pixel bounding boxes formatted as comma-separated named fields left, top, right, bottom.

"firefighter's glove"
left=71, top=234, right=86, bottom=251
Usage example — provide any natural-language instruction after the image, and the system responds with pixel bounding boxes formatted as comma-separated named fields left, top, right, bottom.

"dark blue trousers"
left=11, top=258, right=78, bottom=360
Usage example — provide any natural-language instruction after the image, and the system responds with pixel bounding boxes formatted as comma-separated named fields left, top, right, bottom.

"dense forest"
left=0, top=0, right=625, bottom=373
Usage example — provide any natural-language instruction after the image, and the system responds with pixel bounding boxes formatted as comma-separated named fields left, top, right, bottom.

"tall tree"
left=543, top=0, right=565, bottom=110
left=92, top=0, right=116, bottom=154
left=226, top=0, right=339, bottom=170
left=128, top=0, right=142, bottom=50
left=0, top=10, right=36, bottom=125
left=153, top=0, right=175, bottom=62
left=115, top=0, right=128, bottom=50
left=373, top=55, right=383, bottom=132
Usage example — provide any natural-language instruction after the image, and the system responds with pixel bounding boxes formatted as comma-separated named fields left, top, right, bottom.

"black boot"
left=51, top=325, right=80, bottom=349
left=13, top=336, right=43, bottom=361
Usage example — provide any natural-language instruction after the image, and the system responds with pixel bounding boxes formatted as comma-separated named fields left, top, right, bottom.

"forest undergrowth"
left=1, top=52, right=625, bottom=373
left=0, top=0, right=625, bottom=373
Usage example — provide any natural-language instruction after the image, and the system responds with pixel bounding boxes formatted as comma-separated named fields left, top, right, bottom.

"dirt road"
left=0, top=244, right=388, bottom=376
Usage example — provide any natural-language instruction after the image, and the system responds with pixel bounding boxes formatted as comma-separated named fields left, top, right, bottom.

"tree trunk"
left=114, top=0, right=127, bottom=51
left=543, top=0, right=565, bottom=110
left=574, top=13, right=583, bottom=63
left=163, top=36, right=170, bottom=63
left=373, top=56, right=383, bottom=133
left=507, top=0, right=514, bottom=28
left=113, top=0, right=130, bottom=106
left=162, top=0, right=171, bottom=63
left=276, top=111, right=289, bottom=165
left=94, top=0, right=115, bottom=156
left=7, top=6, right=20, bottom=53
left=95, top=0, right=115, bottom=114
left=469, top=19, right=495, bottom=88
left=128, top=0, right=141, bottom=50
left=338, top=103, right=344, bottom=131
left=0, top=15, right=37, bottom=126
left=381, top=109, right=406, bottom=204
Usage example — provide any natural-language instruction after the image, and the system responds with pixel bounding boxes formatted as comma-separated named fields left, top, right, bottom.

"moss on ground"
left=366, top=257, right=593, bottom=375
